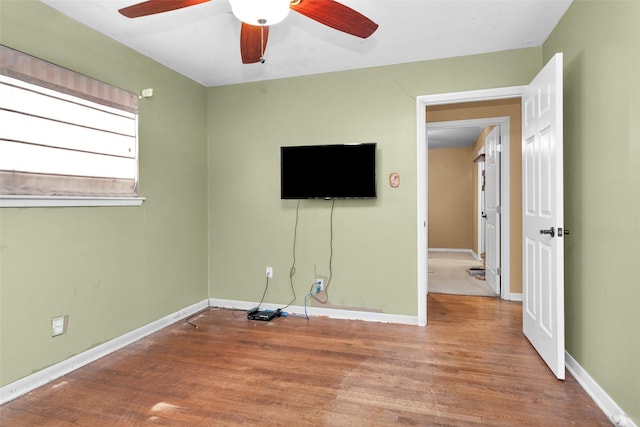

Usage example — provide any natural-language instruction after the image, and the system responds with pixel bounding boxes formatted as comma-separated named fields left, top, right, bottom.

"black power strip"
left=247, top=309, right=282, bottom=321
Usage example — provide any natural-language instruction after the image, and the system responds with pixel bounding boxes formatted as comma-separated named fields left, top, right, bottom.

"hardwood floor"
left=1, top=294, right=609, bottom=426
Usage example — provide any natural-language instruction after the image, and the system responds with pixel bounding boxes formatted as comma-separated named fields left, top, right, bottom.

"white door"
left=484, top=126, right=501, bottom=295
left=477, top=151, right=485, bottom=259
left=522, top=53, right=565, bottom=379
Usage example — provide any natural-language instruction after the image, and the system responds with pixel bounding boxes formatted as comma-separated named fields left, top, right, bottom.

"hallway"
left=428, top=251, right=497, bottom=297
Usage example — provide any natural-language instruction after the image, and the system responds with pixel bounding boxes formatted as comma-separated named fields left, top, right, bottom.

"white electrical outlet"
left=315, top=276, right=326, bottom=292
left=266, top=266, right=273, bottom=278
left=52, top=316, right=65, bottom=337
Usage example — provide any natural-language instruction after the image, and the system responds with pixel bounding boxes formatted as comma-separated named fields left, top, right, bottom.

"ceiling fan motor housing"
left=229, top=0, right=291, bottom=26
left=118, top=0, right=379, bottom=65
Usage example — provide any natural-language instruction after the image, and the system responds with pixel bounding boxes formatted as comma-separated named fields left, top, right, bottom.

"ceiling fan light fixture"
left=230, top=0, right=291, bottom=26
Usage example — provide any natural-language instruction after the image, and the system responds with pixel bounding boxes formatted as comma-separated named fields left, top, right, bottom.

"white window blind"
left=0, top=45, right=139, bottom=197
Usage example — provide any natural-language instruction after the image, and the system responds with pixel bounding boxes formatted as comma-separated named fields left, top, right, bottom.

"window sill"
left=0, top=196, right=145, bottom=208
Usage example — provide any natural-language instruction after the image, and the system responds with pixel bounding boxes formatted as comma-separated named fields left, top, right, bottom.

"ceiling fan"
left=118, top=0, right=379, bottom=64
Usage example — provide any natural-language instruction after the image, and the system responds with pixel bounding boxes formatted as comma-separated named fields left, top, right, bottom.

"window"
left=0, top=45, right=143, bottom=207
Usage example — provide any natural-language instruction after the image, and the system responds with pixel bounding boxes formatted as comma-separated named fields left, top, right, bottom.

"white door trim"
left=416, top=86, right=526, bottom=326
left=477, top=146, right=485, bottom=263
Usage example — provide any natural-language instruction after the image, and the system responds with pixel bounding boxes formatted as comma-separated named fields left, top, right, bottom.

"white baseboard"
left=0, top=298, right=209, bottom=405
left=565, top=352, right=637, bottom=427
left=429, top=248, right=481, bottom=260
left=506, top=292, right=523, bottom=302
left=209, top=298, right=419, bottom=325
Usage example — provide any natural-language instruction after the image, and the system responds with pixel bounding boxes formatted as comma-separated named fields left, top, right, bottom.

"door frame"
left=477, top=145, right=485, bottom=262
left=416, top=86, right=526, bottom=326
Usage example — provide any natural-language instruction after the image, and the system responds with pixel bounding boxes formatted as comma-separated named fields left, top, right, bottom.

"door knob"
left=540, top=227, right=555, bottom=238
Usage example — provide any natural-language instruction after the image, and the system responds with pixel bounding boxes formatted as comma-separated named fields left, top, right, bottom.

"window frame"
left=0, top=45, right=145, bottom=208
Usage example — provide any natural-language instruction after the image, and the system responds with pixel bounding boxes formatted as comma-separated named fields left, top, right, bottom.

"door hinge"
left=497, top=267, right=501, bottom=276
left=496, top=205, right=501, bottom=215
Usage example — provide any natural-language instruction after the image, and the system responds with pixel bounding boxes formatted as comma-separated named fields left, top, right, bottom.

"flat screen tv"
left=281, top=143, right=377, bottom=199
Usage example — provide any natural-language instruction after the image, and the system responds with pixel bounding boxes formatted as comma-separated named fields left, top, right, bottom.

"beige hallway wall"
left=428, top=145, right=474, bottom=249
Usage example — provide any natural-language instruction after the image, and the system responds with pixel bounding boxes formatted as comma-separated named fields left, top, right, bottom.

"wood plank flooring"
left=1, top=294, right=610, bottom=426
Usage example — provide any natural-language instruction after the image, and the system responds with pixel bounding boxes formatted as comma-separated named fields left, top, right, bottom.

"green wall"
left=3, top=1, right=636, bottom=423
left=543, top=0, right=640, bottom=423
left=0, top=1, right=209, bottom=386
left=207, top=49, right=541, bottom=316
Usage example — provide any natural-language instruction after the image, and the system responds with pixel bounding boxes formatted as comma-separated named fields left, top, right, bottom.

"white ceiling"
left=428, top=126, right=486, bottom=149
left=39, top=0, right=572, bottom=88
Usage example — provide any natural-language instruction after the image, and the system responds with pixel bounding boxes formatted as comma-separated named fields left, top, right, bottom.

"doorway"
left=416, top=87, right=526, bottom=326
left=417, top=54, right=565, bottom=378
left=426, top=119, right=508, bottom=298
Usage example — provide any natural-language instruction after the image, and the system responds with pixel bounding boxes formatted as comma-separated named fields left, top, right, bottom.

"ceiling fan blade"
left=240, top=23, right=269, bottom=64
left=119, top=0, right=210, bottom=18
left=291, top=0, right=378, bottom=39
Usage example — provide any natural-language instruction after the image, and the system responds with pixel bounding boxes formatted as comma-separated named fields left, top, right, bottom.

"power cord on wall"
left=252, top=199, right=336, bottom=320
left=310, top=199, right=335, bottom=304
left=279, top=200, right=301, bottom=310
left=251, top=201, right=300, bottom=315
left=301, top=199, right=336, bottom=318
left=254, top=275, right=270, bottom=312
